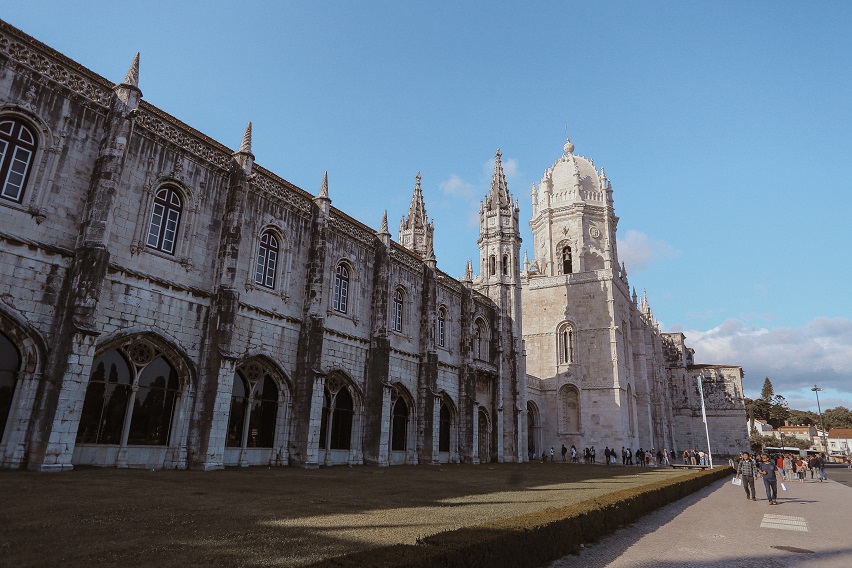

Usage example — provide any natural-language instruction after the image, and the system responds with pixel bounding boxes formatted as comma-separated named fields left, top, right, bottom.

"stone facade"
left=0, top=21, right=747, bottom=472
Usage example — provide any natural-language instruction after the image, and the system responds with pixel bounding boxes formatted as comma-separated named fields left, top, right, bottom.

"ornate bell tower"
left=474, top=149, right=525, bottom=463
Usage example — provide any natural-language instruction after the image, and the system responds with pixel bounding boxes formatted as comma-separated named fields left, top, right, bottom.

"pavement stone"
left=549, top=465, right=852, bottom=568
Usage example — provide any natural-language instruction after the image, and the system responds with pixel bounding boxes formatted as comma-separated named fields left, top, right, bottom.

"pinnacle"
left=319, top=171, right=329, bottom=199
left=238, top=121, right=252, bottom=154
left=380, top=210, right=389, bottom=233
left=123, top=52, right=140, bottom=87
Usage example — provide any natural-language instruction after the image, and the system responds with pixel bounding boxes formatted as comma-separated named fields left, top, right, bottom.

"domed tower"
left=474, top=149, right=525, bottom=463
left=523, top=136, right=640, bottom=459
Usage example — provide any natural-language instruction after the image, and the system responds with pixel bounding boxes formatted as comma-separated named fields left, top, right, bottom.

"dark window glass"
left=437, top=308, right=446, bottom=347
left=0, top=118, right=37, bottom=203
left=127, top=357, right=179, bottom=445
left=255, top=232, right=279, bottom=289
left=489, top=255, right=496, bottom=275
left=226, top=373, right=248, bottom=448
left=391, top=397, right=408, bottom=451
left=502, top=255, right=508, bottom=276
left=333, top=264, right=349, bottom=313
left=330, top=387, right=353, bottom=450
left=248, top=376, right=278, bottom=448
left=438, top=403, right=451, bottom=452
left=146, top=187, right=183, bottom=254
left=0, top=332, right=21, bottom=442
left=76, top=350, right=132, bottom=444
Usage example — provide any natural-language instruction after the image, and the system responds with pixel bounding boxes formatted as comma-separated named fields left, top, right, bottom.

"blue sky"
left=5, top=2, right=851, bottom=412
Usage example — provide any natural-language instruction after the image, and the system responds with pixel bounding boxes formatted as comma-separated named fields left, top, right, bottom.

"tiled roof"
left=828, top=428, right=852, bottom=438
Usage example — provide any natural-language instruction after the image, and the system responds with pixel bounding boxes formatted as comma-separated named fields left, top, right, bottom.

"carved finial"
left=495, top=148, right=502, bottom=161
left=380, top=210, right=389, bottom=233
left=563, top=135, right=574, bottom=155
left=462, top=259, right=473, bottom=283
left=238, top=121, right=252, bottom=154
left=416, top=170, right=422, bottom=189
left=319, top=171, right=329, bottom=199
left=123, top=52, right=140, bottom=87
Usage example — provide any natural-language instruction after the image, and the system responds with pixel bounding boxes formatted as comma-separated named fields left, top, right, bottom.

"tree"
left=760, top=377, right=775, bottom=401
left=823, top=406, right=852, bottom=430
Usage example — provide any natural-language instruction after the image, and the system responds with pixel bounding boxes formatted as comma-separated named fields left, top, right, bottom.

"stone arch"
left=526, top=400, right=541, bottom=460
left=559, top=384, right=581, bottom=434
left=134, top=177, right=197, bottom=260
left=319, top=369, right=364, bottom=465
left=0, top=305, right=47, bottom=468
left=436, top=392, right=458, bottom=463
left=223, top=355, right=292, bottom=466
left=72, top=331, right=197, bottom=469
left=473, top=317, right=490, bottom=361
left=388, top=382, right=416, bottom=464
left=477, top=406, right=491, bottom=464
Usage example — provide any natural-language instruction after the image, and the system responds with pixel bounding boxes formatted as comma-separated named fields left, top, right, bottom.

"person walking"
left=736, top=451, right=758, bottom=501
left=561, top=444, right=567, bottom=462
left=571, top=445, right=577, bottom=463
left=591, top=446, right=596, bottom=463
left=758, top=453, right=779, bottom=504
left=604, top=446, right=611, bottom=465
left=776, top=454, right=786, bottom=481
left=817, top=453, right=828, bottom=482
left=549, top=447, right=555, bottom=462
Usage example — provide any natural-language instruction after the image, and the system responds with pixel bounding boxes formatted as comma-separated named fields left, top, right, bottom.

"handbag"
left=732, top=477, right=742, bottom=486
left=781, top=483, right=787, bottom=491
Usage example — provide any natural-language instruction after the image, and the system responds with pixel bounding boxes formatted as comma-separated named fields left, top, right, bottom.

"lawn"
left=0, top=462, right=693, bottom=567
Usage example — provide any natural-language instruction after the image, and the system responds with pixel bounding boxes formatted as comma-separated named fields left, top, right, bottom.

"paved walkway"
left=550, top=466, right=852, bottom=567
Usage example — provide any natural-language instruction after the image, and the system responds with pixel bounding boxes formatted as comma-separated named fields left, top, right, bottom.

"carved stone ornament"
left=326, top=375, right=345, bottom=394
left=589, top=226, right=601, bottom=239
left=241, top=361, right=265, bottom=382
left=127, top=340, right=156, bottom=366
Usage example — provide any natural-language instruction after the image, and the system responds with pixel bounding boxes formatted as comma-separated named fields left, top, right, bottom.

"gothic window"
left=0, top=331, right=21, bottom=442
left=437, top=307, right=446, bottom=348
left=557, top=322, right=576, bottom=365
left=502, top=254, right=508, bottom=276
left=320, top=380, right=354, bottom=450
left=474, top=319, right=489, bottom=361
left=0, top=118, right=37, bottom=203
left=489, top=255, right=496, bottom=275
left=562, top=246, right=573, bottom=274
left=254, top=231, right=279, bottom=289
left=478, top=408, right=490, bottom=463
left=438, top=402, right=451, bottom=452
left=145, top=186, right=183, bottom=254
left=333, top=263, right=350, bottom=313
left=76, top=344, right=181, bottom=447
left=559, top=384, right=580, bottom=433
left=226, top=366, right=280, bottom=449
left=391, top=288, right=404, bottom=333
left=391, top=396, right=409, bottom=451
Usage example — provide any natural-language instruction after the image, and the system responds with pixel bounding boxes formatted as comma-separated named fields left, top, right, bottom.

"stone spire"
left=641, top=289, right=650, bottom=316
left=523, top=249, right=530, bottom=272
left=462, top=259, right=473, bottom=285
left=377, top=209, right=391, bottom=247
left=399, top=171, right=434, bottom=259
left=486, top=148, right=510, bottom=210
left=238, top=121, right=253, bottom=155
left=319, top=171, right=329, bottom=199
left=123, top=52, right=140, bottom=88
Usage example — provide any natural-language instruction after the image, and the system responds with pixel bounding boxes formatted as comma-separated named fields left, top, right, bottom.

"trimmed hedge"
left=313, top=466, right=732, bottom=568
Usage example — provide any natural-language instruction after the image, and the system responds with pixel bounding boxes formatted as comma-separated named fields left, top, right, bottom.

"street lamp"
left=811, top=385, right=829, bottom=453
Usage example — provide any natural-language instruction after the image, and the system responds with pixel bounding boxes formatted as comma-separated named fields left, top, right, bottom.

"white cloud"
left=677, top=317, right=852, bottom=409
left=617, top=229, right=679, bottom=272
left=439, top=174, right=476, bottom=198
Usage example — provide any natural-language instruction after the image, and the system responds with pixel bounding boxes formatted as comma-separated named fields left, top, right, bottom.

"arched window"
left=146, top=186, right=183, bottom=254
left=474, top=319, right=489, bottom=361
left=562, top=246, right=573, bottom=274
left=438, top=402, right=451, bottom=452
left=478, top=408, right=490, bottom=463
left=333, top=263, right=350, bottom=313
left=0, top=331, right=22, bottom=442
left=320, top=381, right=354, bottom=450
left=77, top=343, right=181, bottom=447
left=391, top=288, right=403, bottom=332
left=489, top=255, right=496, bottom=275
left=391, top=396, right=409, bottom=451
left=557, top=323, right=576, bottom=365
left=0, top=118, right=37, bottom=203
left=437, top=307, right=446, bottom=348
left=226, top=367, right=280, bottom=449
left=254, top=231, right=279, bottom=289
left=559, top=384, right=580, bottom=433
left=502, top=254, right=508, bottom=276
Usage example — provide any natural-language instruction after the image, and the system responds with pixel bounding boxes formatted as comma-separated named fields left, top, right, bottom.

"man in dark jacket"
left=736, top=451, right=758, bottom=501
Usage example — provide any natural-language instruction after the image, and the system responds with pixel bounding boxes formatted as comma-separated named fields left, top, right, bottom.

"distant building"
left=827, top=429, right=852, bottom=457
